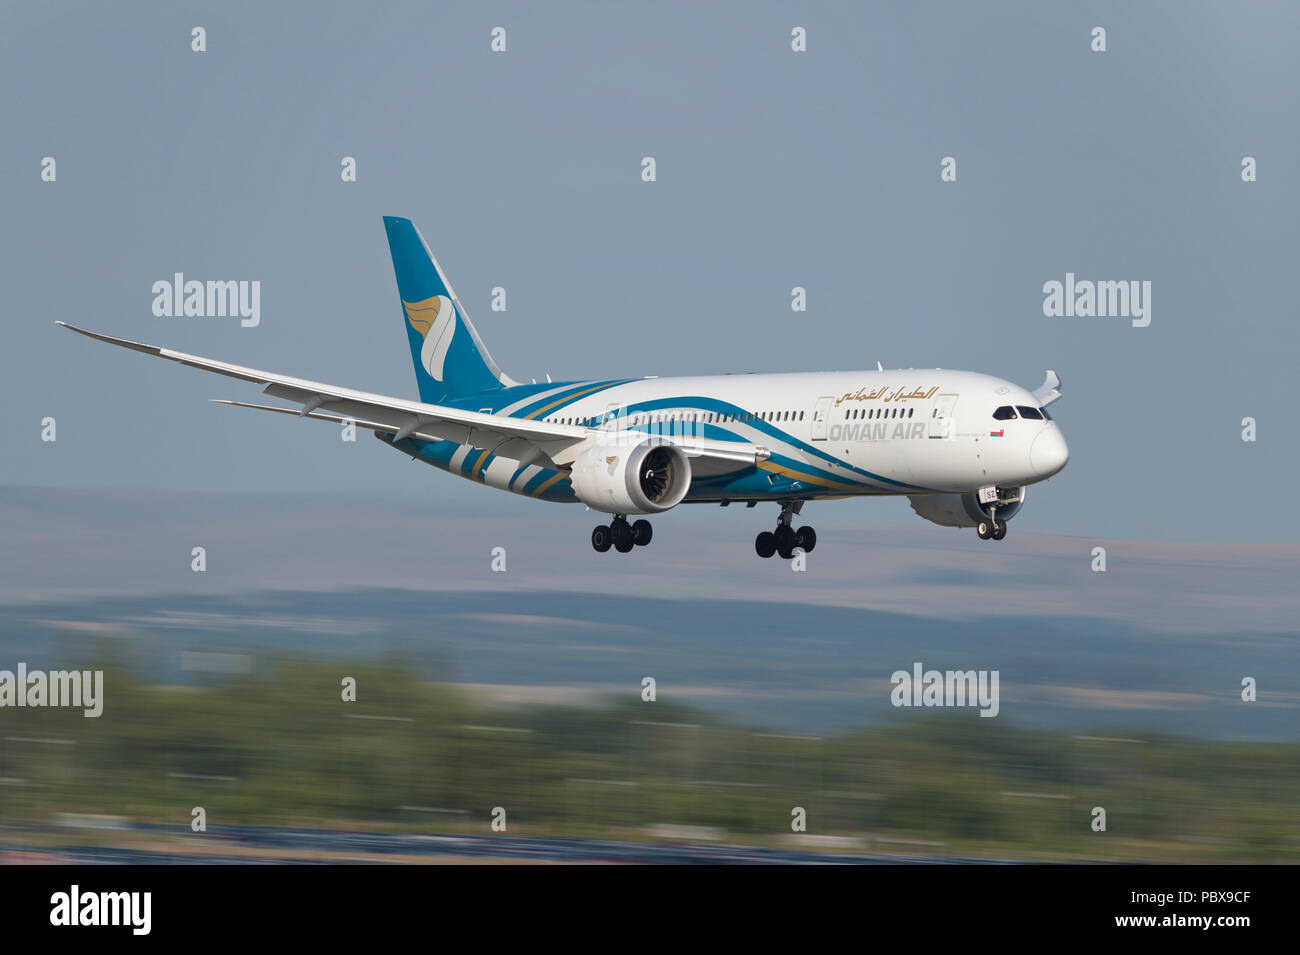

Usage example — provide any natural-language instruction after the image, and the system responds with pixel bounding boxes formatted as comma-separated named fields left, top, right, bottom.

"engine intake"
left=571, top=438, right=692, bottom=515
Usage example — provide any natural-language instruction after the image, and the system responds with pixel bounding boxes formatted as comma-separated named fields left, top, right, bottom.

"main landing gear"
left=592, top=516, right=653, bottom=554
left=755, top=501, right=816, bottom=560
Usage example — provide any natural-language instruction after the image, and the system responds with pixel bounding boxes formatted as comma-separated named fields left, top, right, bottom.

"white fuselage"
left=447, top=367, right=1068, bottom=502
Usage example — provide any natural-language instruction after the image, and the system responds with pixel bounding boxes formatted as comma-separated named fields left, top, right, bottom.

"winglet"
left=1031, top=369, right=1062, bottom=407
left=56, top=321, right=165, bottom=357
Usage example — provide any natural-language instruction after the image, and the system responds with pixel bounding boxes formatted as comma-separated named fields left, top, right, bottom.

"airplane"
left=59, top=215, right=1068, bottom=559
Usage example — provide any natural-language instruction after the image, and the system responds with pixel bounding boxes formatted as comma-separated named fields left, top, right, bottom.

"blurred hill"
left=1, top=487, right=1296, bottom=738
left=3, top=589, right=1295, bottom=740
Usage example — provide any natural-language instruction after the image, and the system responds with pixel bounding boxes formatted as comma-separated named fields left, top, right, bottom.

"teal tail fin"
left=383, top=216, right=516, bottom=404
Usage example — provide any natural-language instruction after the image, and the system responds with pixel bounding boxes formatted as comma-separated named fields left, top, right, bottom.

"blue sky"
left=2, top=1, right=1298, bottom=542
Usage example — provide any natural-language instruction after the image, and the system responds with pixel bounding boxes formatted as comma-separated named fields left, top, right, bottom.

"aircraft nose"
left=1029, top=427, right=1069, bottom=478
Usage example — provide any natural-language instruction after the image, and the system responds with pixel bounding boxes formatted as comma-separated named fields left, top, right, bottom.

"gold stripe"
left=524, top=383, right=620, bottom=420
left=470, top=448, right=491, bottom=480
left=531, top=472, right=568, bottom=497
left=757, top=460, right=863, bottom=493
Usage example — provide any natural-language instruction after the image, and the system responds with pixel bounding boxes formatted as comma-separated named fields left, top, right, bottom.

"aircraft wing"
left=1031, top=370, right=1062, bottom=407
left=57, top=323, right=769, bottom=470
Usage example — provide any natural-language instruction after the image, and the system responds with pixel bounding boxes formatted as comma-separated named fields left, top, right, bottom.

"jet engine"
left=907, top=486, right=1025, bottom=528
left=570, top=438, right=692, bottom=515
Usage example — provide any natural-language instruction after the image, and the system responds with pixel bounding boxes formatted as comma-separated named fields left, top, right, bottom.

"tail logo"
left=403, top=295, right=457, bottom=381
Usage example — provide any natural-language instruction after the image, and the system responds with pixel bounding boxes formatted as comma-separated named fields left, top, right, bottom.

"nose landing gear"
left=976, top=511, right=1007, bottom=541
left=755, top=501, right=816, bottom=559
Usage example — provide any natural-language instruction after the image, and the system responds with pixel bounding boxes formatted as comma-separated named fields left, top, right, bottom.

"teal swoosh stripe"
left=509, top=379, right=634, bottom=419
left=616, top=395, right=923, bottom=490
left=521, top=467, right=558, bottom=494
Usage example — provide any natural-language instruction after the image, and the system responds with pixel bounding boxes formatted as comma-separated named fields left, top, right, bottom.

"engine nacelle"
left=907, top=487, right=1026, bottom=528
left=570, top=437, right=692, bottom=515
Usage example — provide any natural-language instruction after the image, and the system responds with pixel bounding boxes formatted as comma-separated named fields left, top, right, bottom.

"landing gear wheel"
left=755, top=531, right=777, bottom=558
left=990, top=518, right=1007, bottom=541
left=774, top=524, right=797, bottom=552
left=632, top=519, right=653, bottom=546
left=976, top=520, right=992, bottom=540
left=795, top=526, right=817, bottom=553
left=592, top=525, right=612, bottom=552
left=611, top=520, right=635, bottom=553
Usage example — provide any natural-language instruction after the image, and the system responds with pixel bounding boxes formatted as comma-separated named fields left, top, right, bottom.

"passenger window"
left=992, top=406, right=1017, bottom=420
left=1016, top=406, right=1044, bottom=420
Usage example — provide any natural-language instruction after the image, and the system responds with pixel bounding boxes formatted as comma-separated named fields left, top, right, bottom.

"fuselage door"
left=810, top=395, right=834, bottom=440
left=602, top=401, right=625, bottom=429
left=929, top=394, right=958, bottom=438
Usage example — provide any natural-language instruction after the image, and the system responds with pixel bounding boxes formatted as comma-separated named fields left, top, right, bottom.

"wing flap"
left=211, top=400, right=398, bottom=433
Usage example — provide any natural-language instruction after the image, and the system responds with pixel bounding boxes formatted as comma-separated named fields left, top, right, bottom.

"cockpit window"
left=1016, top=406, right=1044, bottom=420
left=992, top=406, right=1017, bottom=420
